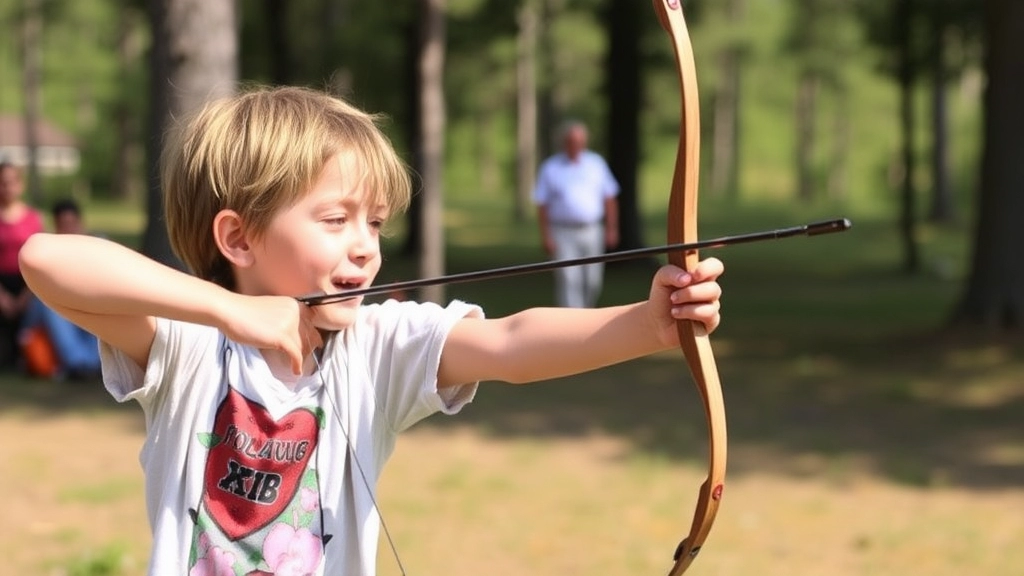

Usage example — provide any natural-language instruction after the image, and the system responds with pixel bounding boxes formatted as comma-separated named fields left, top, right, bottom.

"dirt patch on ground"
left=0, top=400, right=151, bottom=574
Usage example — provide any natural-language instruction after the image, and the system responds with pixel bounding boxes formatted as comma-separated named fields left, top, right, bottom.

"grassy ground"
left=1, top=199, right=1022, bottom=575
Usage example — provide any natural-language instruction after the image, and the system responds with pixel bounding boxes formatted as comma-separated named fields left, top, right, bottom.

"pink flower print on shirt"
left=189, top=544, right=237, bottom=576
left=299, top=487, right=319, bottom=513
left=194, top=532, right=212, bottom=558
left=263, top=521, right=323, bottom=575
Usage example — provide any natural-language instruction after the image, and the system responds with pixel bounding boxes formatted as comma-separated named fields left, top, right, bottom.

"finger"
left=657, top=264, right=693, bottom=289
left=688, top=257, right=725, bottom=283
left=671, top=281, right=722, bottom=306
left=672, top=301, right=722, bottom=331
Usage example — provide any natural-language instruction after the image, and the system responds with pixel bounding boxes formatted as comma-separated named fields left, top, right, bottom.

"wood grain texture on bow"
left=651, top=1, right=727, bottom=574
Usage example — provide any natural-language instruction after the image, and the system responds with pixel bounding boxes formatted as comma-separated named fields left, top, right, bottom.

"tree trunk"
left=897, top=0, right=919, bottom=273
left=143, top=0, right=238, bottom=267
left=265, top=0, right=291, bottom=85
left=417, top=0, right=447, bottom=304
left=711, top=0, right=744, bottom=200
left=114, top=2, right=144, bottom=204
left=21, top=0, right=43, bottom=205
left=318, top=0, right=347, bottom=81
left=401, top=13, right=423, bottom=258
left=537, top=0, right=562, bottom=161
left=795, top=72, right=817, bottom=202
left=928, top=8, right=955, bottom=223
left=605, top=0, right=643, bottom=250
left=711, top=49, right=740, bottom=199
left=952, top=0, right=1024, bottom=328
left=74, top=25, right=97, bottom=200
left=476, top=106, right=498, bottom=197
left=827, top=86, right=849, bottom=200
left=515, top=0, right=538, bottom=223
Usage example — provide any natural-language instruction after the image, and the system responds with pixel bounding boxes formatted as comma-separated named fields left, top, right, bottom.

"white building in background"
left=0, top=114, right=80, bottom=175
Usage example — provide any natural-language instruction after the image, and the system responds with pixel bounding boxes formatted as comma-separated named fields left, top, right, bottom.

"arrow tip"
left=805, top=218, right=853, bottom=236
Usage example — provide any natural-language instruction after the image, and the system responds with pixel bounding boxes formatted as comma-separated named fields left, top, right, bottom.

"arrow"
left=299, top=218, right=852, bottom=306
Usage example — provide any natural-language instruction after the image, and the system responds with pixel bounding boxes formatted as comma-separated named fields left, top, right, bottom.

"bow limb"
left=652, top=1, right=727, bottom=575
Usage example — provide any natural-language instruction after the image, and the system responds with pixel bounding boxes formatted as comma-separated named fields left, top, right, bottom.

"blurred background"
left=1, top=1, right=1022, bottom=575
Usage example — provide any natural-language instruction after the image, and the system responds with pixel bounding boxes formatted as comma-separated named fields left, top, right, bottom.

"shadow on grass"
left=0, top=373, right=136, bottom=418
left=406, top=324, right=1024, bottom=492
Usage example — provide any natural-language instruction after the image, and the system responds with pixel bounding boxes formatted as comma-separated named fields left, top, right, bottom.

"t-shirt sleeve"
left=354, top=299, right=484, bottom=432
left=99, top=317, right=220, bottom=412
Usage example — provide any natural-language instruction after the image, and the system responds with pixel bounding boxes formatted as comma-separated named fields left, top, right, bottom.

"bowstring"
left=312, top=347, right=408, bottom=576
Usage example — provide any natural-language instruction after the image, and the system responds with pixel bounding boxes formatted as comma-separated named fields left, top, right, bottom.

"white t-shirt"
left=101, top=299, right=482, bottom=576
left=532, top=150, right=620, bottom=225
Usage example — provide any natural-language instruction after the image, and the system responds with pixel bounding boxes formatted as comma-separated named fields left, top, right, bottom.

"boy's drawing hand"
left=649, top=257, right=724, bottom=347
left=219, top=294, right=323, bottom=374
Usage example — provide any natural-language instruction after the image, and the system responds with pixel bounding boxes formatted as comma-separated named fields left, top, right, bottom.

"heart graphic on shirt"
left=202, top=387, right=319, bottom=541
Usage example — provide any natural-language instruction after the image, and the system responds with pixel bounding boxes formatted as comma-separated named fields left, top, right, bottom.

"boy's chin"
left=313, top=307, right=358, bottom=332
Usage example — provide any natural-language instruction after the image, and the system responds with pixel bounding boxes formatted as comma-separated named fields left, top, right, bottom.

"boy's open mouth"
left=332, top=281, right=363, bottom=292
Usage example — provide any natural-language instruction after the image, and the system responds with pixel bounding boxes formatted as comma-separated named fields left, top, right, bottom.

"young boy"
left=19, top=86, right=724, bottom=576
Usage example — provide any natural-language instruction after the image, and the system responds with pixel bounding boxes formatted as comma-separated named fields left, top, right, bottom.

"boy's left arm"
left=438, top=257, right=723, bottom=388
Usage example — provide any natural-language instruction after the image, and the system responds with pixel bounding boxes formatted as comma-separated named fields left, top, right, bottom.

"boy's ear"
left=213, top=209, right=253, bottom=267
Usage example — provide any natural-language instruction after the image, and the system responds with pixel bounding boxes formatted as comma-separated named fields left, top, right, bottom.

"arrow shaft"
left=299, top=218, right=851, bottom=306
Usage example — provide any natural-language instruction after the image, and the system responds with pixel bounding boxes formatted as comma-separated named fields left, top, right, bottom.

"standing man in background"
left=533, top=120, right=620, bottom=308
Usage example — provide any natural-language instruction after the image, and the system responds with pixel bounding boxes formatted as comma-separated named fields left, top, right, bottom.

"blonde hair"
left=162, top=85, right=411, bottom=289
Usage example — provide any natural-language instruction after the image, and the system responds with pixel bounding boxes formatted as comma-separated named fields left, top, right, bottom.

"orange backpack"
left=21, top=326, right=59, bottom=378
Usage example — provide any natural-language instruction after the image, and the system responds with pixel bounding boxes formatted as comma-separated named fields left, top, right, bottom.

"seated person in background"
left=20, top=199, right=100, bottom=380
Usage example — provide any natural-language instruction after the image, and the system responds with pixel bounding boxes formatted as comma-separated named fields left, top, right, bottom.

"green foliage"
left=0, top=0, right=984, bottom=225
left=0, top=0, right=148, bottom=204
left=857, top=0, right=982, bottom=78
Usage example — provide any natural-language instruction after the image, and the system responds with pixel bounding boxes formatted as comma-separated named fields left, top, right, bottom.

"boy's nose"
left=349, top=226, right=378, bottom=260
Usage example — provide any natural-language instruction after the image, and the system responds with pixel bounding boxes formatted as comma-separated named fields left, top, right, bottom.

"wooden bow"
left=652, top=1, right=727, bottom=574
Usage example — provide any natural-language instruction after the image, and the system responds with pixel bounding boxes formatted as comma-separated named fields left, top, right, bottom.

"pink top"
left=0, top=208, right=44, bottom=274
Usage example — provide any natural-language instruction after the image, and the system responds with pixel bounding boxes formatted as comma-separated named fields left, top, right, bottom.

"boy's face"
left=243, top=154, right=386, bottom=330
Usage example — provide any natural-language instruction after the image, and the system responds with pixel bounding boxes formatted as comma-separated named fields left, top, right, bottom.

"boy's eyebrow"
left=311, top=194, right=389, bottom=216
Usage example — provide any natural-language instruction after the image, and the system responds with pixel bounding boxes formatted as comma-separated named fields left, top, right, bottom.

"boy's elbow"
left=19, top=233, right=57, bottom=288
left=19, top=234, right=45, bottom=275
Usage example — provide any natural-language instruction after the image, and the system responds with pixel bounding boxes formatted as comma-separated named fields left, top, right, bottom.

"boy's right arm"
left=18, top=233, right=316, bottom=372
